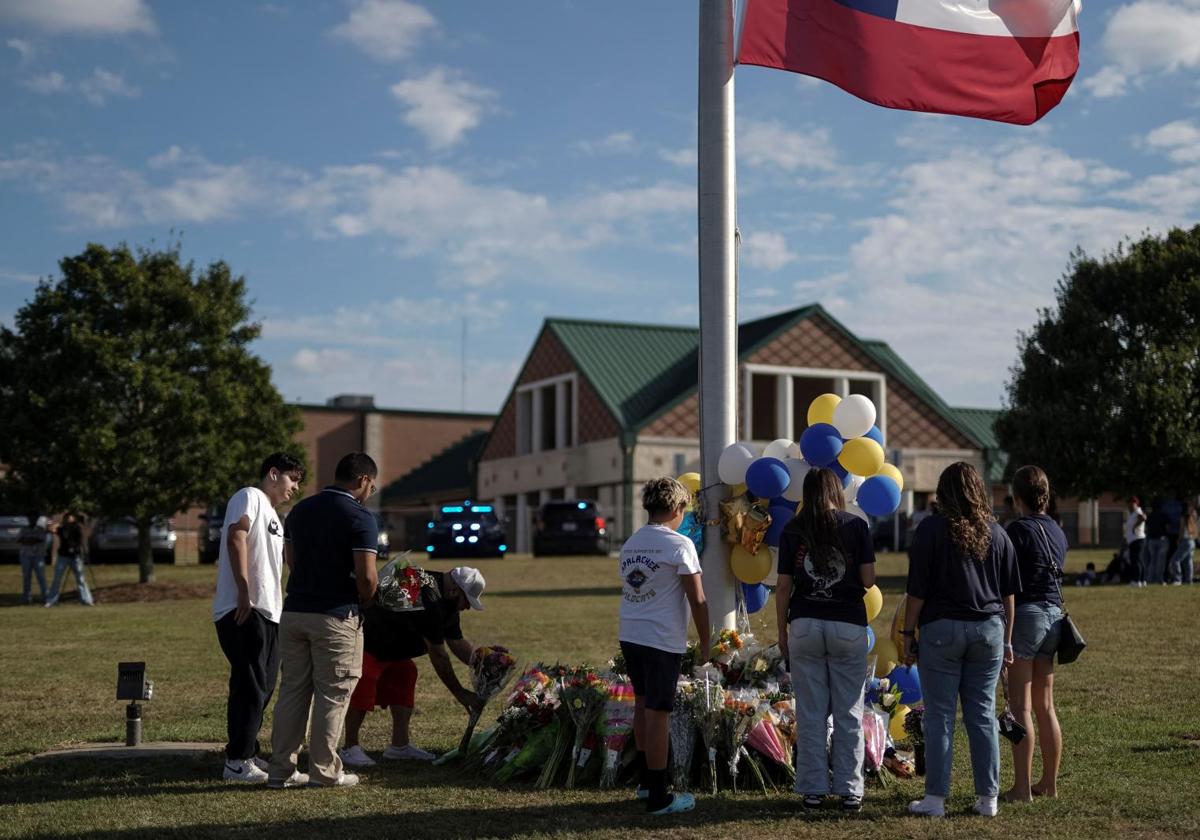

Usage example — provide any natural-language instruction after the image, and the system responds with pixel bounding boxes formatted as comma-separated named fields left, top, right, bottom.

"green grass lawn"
left=1, top=549, right=1197, bottom=839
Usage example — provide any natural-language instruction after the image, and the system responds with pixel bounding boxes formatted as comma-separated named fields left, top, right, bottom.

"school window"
left=743, top=365, right=886, bottom=443
left=515, top=374, right=579, bottom=455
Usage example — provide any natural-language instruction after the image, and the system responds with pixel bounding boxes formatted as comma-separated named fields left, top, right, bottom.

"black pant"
left=215, top=610, right=280, bottom=761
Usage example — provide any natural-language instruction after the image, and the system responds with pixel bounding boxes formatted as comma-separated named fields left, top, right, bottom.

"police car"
left=424, top=502, right=508, bottom=559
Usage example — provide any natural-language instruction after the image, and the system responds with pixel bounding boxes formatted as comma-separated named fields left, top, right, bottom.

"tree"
left=0, top=242, right=305, bottom=582
left=996, top=226, right=1200, bottom=499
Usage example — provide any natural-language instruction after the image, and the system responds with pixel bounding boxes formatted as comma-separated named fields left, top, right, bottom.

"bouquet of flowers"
left=874, top=677, right=903, bottom=720
left=599, top=678, right=636, bottom=788
left=721, top=692, right=758, bottom=792
left=746, top=703, right=793, bottom=784
left=741, top=643, right=785, bottom=687
left=862, top=707, right=887, bottom=775
left=374, top=555, right=432, bottom=612
left=710, top=629, right=745, bottom=669
left=559, top=668, right=609, bottom=787
left=669, top=680, right=698, bottom=790
left=458, top=644, right=518, bottom=755
left=691, top=669, right=726, bottom=795
left=903, top=704, right=926, bottom=776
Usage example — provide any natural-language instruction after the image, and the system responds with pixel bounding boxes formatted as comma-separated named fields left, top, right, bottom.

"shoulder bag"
left=1035, top=521, right=1086, bottom=664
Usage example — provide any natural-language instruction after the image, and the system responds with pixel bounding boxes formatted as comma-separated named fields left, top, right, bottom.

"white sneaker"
left=338, top=745, right=377, bottom=767
left=223, top=759, right=269, bottom=783
left=382, top=743, right=436, bottom=761
left=974, top=795, right=999, bottom=817
left=266, top=770, right=309, bottom=789
left=308, top=772, right=359, bottom=787
left=909, top=796, right=946, bottom=817
left=251, top=756, right=269, bottom=772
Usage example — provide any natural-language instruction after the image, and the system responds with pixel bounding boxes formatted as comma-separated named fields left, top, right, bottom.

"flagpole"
left=698, top=0, right=738, bottom=634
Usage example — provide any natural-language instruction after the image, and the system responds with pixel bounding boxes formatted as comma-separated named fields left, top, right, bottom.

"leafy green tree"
left=996, top=226, right=1200, bottom=499
left=0, top=243, right=304, bottom=582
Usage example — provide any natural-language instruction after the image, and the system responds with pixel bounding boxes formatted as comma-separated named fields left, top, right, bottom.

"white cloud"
left=576, top=131, right=637, bottom=155
left=330, top=0, right=436, bottom=61
left=23, top=71, right=68, bottom=95
left=0, top=0, right=155, bottom=35
left=78, top=67, right=139, bottom=105
left=738, top=119, right=839, bottom=172
left=1085, top=1, right=1200, bottom=98
left=6, top=37, right=33, bottom=62
left=389, top=68, right=495, bottom=150
left=742, top=230, right=797, bottom=271
left=0, top=268, right=38, bottom=285
left=659, top=147, right=697, bottom=167
left=1143, top=120, right=1200, bottom=163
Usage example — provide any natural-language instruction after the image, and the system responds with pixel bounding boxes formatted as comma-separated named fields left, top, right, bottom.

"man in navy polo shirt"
left=267, top=452, right=380, bottom=789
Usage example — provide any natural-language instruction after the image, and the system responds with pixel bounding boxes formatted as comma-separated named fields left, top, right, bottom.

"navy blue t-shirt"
left=283, top=487, right=379, bottom=616
left=906, top=513, right=1021, bottom=625
left=1006, top=514, right=1067, bottom=607
left=777, top=510, right=875, bottom=626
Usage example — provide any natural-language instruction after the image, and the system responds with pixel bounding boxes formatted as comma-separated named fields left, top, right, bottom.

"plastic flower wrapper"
left=374, top=554, right=433, bottom=612
left=560, top=668, right=609, bottom=788
left=506, top=664, right=553, bottom=706
left=606, top=649, right=627, bottom=677
left=721, top=691, right=757, bottom=792
left=691, top=669, right=726, bottom=795
left=669, top=679, right=698, bottom=791
left=710, top=628, right=746, bottom=672
left=862, top=707, right=886, bottom=773
left=882, top=746, right=915, bottom=779
left=746, top=703, right=794, bottom=785
left=496, top=718, right=562, bottom=784
left=458, top=644, right=518, bottom=756
left=599, top=678, right=636, bottom=788
left=740, top=643, right=784, bottom=688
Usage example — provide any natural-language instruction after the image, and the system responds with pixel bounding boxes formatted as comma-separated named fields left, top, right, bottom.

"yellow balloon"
left=807, top=393, right=841, bottom=426
left=875, top=463, right=904, bottom=491
left=838, top=437, right=885, bottom=476
left=730, top=544, right=772, bottom=584
left=873, top=638, right=898, bottom=675
left=864, top=584, right=884, bottom=622
left=890, top=705, right=911, bottom=742
left=677, top=472, right=701, bottom=494
left=890, top=597, right=908, bottom=653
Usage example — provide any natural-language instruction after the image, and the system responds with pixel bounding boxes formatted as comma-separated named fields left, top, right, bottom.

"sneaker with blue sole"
left=649, top=792, right=695, bottom=815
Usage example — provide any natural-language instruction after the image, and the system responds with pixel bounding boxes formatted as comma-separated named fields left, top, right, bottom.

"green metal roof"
left=545, top=305, right=995, bottom=453
left=381, top=430, right=488, bottom=503
left=950, top=407, right=1003, bottom=451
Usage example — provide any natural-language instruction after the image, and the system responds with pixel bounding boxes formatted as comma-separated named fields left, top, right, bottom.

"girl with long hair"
left=902, top=462, right=1020, bottom=818
left=776, top=467, right=877, bottom=812
left=1003, top=465, right=1067, bottom=802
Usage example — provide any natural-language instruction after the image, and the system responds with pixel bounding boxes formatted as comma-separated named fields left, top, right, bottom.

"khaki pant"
left=268, top=610, right=362, bottom=785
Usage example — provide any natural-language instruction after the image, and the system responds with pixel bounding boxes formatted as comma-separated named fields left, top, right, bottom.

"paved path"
left=33, top=741, right=223, bottom=760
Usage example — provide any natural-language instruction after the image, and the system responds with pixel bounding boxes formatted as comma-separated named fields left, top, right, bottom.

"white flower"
left=878, top=678, right=890, bottom=692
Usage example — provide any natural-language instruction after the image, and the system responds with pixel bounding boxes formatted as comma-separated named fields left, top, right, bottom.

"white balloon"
left=781, top=458, right=811, bottom=502
left=832, top=394, right=877, bottom=439
left=763, top=438, right=799, bottom=461
left=846, top=475, right=865, bottom=505
left=718, top=442, right=757, bottom=485
left=764, top=546, right=779, bottom=587
left=844, top=501, right=870, bottom=523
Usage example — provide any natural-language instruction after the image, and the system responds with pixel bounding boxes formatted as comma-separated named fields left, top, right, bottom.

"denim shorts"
left=1011, top=602, right=1063, bottom=661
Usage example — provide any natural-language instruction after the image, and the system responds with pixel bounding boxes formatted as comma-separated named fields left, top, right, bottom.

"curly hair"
left=642, top=477, right=691, bottom=517
left=936, top=462, right=993, bottom=561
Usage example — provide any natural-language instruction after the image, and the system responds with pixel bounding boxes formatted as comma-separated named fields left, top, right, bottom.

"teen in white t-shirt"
left=213, top=453, right=303, bottom=783
left=617, top=477, right=709, bottom=817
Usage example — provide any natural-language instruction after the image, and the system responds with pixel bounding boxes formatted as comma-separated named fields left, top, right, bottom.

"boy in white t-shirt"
left=213, top=452, right=303, bottom=783
left=619, top=477, right=710, bottom=815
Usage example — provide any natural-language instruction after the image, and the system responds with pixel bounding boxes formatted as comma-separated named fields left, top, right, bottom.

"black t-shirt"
left=283, top=487, right=379, bottom=616
left=364, top=571, right=464, bottom=661
left=906, top=514, right=1020, bottom=625
left=1006, top=514, right=1067, bottom=606
left=777, top=510, right=875, bottom=626
left=58, top=522, right=83, bottom=555
left=1145, top=509, right=1168, bottom=539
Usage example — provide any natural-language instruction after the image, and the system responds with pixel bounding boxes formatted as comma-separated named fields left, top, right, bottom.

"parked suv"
left=533, top=500, right=609, bottom=557
left=89, top=516, right=177, bottom=564
left=425, top=502, right=507, bottom=559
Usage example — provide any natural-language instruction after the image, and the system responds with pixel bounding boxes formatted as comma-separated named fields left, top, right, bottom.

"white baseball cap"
left=449, top=566, right=486, bottom=611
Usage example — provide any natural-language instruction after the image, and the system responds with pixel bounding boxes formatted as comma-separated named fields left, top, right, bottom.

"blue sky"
left=1, top=0, right=1197, bottom=413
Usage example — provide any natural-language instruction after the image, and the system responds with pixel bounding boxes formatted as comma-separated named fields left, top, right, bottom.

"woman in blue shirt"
left=902, top=462, right=1020, bottom=818
left=1002, top=465, right=1067, bottom=802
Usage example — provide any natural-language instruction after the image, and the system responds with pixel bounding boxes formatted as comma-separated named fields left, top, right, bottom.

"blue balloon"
left=888, top=664, right=922, bottom=704
left=679, top=511, right=704, bottom=555
left=770, top=496, right=794, bottom=510
left=745, top=457, right=790, bottom=499
left=742, top=581, right=769, bottom=614
left=764, top=503, right=796, bottom=547
left=866, top=626, right=876, bottom=654
left=858, top=475, right=901, bottom=517
left=864, top=425, right=885, bottom=448
left=799, top=423, right=843, bottom=467
left=830, top=460, right=853, bottom=488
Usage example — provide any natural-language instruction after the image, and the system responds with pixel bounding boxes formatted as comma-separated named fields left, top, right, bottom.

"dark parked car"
left=533, top=500, right=609, bottom=557
left=425, top=502, right=507, bottom=559
left=89, top=516, right=177, bottom=564
left=200, top=503, right=390, bottom=564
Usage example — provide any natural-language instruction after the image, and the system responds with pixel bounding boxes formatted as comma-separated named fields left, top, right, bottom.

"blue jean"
left=19, top=550, right=47, bottom=602
left=1011, top=602, right=1062, bottom=661
left=1169, top=538, right=1194, bottom=584
left=1145, top=537, right=1169, bottom=584
left=47, top=552, right=93, bottom=605
left=919, top=616, right=1004, bottom=799
left=788, top=617, right=867, bottom=797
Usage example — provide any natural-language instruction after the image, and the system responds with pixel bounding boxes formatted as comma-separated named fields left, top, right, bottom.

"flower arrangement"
left=669, top=681, right=698, bottom=791
left=458, top=645, right=518, bottom=755
left=559, top=667, right=609, bottom=787
left=903, top=704, right=926, bottom=776
left=721, top=692, right=758, bottom=792
left=599, top=679, right=636, bottom=788
left=691, top=670, right=726, bottom=795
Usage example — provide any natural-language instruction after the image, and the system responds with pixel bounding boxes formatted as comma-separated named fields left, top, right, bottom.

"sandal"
left=841, top=794, right=863, bottom=812
left=802, top=794, right=824, bottom=810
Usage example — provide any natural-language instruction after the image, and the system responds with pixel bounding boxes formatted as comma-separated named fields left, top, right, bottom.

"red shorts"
left=349, top=651, right=418, bottom=711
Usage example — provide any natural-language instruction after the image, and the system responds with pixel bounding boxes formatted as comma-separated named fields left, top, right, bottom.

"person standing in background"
left=17, top=511, right=48, bottom=605
left=1169, top=504, right=1197, bottom=585
left=1125, top=497, right=1146, bottom=587
left=45, top=512, right=92, bottom=607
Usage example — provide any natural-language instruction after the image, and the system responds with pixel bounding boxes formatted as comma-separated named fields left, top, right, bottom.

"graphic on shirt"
left=620, top=553, right=660, bottom=604
left=799, top=544, right=847, bottom=600
left=268, top=519, right=282, bottom=537
left=624, top=568, right=648, bottom=591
